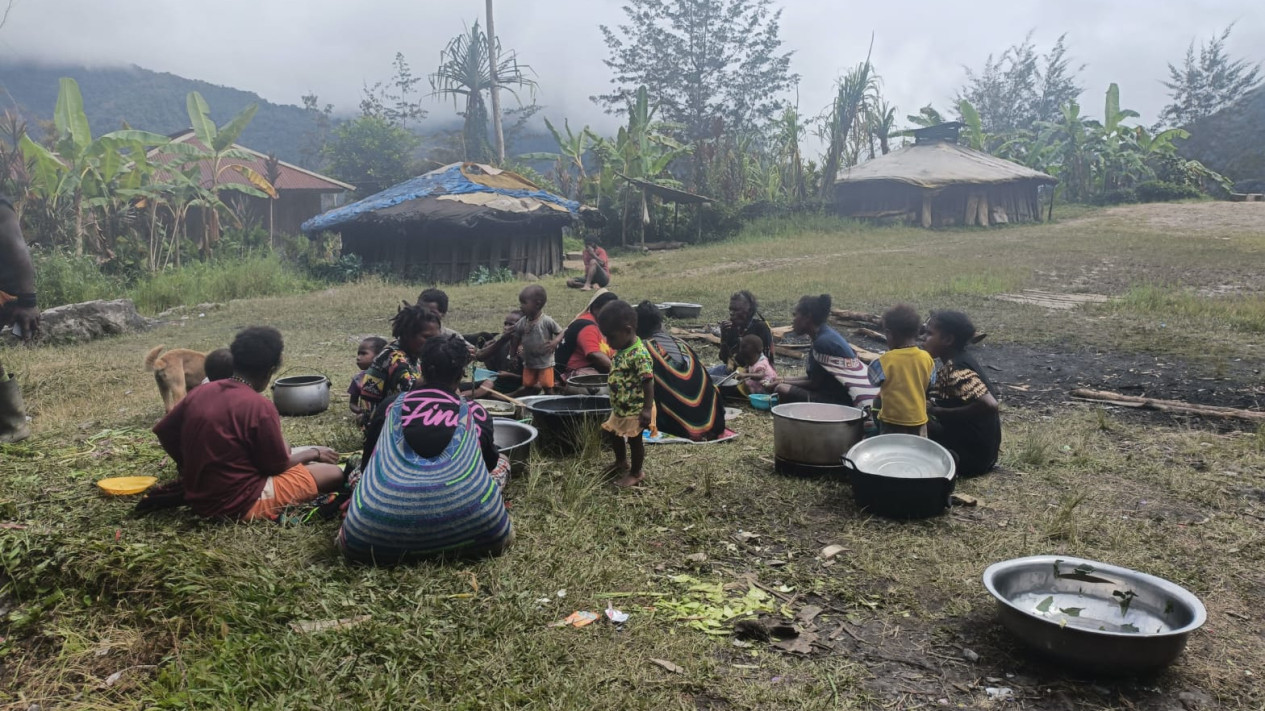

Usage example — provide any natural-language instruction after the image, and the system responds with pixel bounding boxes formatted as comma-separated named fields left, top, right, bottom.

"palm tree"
left=430, top=21, right=536, bottom=164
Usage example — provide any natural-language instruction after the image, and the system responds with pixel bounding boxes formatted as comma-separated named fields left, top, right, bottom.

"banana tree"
left=518, top=118, right=598, bottom=201
left=160, top=92, right=277, bottom=256
left=958, top=99, right=988, bottom=151
left=19, top=78, right=168, bottom=254
left=1036, top=100, right=1102, bottom=203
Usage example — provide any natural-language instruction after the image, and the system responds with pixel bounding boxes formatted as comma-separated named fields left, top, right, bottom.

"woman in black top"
left=713, top=290, right=773, bottom=375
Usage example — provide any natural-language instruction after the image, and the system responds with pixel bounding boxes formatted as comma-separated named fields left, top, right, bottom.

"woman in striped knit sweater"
left=338, top=335, right=512, bottom=564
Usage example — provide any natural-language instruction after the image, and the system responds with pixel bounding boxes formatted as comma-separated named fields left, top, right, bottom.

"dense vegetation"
left=1177, top=84, right=1265, bottom=191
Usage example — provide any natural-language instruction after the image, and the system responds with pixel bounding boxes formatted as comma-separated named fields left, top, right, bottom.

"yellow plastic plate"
left=97, top=476, right=158, bottom=496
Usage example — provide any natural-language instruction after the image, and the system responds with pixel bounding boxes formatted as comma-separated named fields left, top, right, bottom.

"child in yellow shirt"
left=868, top=305, right=936, bottom=435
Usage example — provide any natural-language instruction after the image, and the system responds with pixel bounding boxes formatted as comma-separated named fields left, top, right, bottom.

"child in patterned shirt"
left=596, top=300, right=655, bottom=488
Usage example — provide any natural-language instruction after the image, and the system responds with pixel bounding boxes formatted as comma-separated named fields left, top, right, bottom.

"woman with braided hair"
left=339, top=334, right=512, bottom=564
left=357, top=303, right=442, bottom=422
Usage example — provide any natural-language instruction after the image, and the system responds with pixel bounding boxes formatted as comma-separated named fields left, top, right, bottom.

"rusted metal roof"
left=147, top=130, right=354, bottom=192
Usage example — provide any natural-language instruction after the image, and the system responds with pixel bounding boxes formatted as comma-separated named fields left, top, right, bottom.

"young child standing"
left=868, top=304, right=935, bottom=435
left=735, top=333, right=778, bottom=395
left=348, top=336, right=387, bottom=418
left=513, top=286, right=563, bottom=394
left=596, top=300, right=655, bottom=488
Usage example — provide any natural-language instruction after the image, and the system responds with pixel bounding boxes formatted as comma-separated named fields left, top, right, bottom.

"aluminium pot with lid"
left=771, top=402, right=865, bottom=472
left=271, top=374, right=331, bottom=416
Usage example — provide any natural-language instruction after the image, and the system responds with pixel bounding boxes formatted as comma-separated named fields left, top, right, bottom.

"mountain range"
left=0, top=60, right=322, bottom=166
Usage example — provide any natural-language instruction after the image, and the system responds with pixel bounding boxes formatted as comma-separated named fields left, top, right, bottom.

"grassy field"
left=2, top=203, right=1264, bottom=709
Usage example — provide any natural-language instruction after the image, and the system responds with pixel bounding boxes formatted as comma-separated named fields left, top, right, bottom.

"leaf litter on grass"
left=656, top=574, right=779, bottom=635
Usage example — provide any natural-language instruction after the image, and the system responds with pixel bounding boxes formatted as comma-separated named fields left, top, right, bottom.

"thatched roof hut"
left=835, top=123, right=1057, bottom=227
left=302, top=163, right=586, bottom=281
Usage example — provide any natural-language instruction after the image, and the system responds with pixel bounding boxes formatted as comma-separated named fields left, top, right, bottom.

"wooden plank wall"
left=343, top=226, right=564, bottom=282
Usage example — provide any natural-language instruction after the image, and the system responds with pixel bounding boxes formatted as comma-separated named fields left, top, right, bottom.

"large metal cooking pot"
left=526, top=395, right=611, bottom=455
left=271, top=375, right=331, bottom=416
left=493, top=418, right=538, bottom=476
left=844, top=434, right=955, bottom=518
left=983, top=555, right=1206, bottom=675
left=771, top=403, right=864, bottom=472
left=564, top=373, right=610, bottom=396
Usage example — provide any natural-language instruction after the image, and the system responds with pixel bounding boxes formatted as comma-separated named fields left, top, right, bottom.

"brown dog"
left=144, top=345, right=207, bottom=412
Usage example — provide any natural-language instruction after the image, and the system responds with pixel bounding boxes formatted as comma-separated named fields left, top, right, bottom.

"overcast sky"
left=3, top=0, right=1263, bottom=141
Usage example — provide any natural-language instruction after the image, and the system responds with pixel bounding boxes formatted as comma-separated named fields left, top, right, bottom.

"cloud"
left=2, top=0, right=1262, bottom=145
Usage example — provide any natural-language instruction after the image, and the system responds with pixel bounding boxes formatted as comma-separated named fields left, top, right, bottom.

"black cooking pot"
left=525, top=395, right=611, bottom=455
left=843, top=435, right=956, bottom=519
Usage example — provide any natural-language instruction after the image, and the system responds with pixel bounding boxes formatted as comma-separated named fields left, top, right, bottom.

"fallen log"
left=1070, top=388, right=1265, bottom=422
left=770, top=325, right=795, bottom=339
left=853, top=327, right=887, bottom=343
left=830, top=308, right=881, bottom=326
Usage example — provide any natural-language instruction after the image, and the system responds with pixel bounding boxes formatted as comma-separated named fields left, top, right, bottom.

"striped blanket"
left=815, top=351, right=879, bottom=411
left=337, top=397, right=512, bottom=564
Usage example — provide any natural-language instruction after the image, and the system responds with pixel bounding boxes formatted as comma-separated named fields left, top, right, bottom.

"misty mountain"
left=0, top=60, right=321, bottom=164
left=1178, top=84, right=1265, bottom=189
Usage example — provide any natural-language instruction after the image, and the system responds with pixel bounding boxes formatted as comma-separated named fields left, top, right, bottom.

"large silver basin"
left=983, top=556, right=1206, bottom=674
left=493, top=419, right=538, bottom=476
left=771, top=403, right=864, bottom=466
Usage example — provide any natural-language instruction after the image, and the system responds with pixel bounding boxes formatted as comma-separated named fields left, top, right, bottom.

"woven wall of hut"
left=341, top=225, right=564, bottom=282
left=836, top=181, right=1046, bottom=227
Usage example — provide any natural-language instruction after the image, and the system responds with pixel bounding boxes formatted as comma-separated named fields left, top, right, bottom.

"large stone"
left=34, top=299, right=154, bottom=345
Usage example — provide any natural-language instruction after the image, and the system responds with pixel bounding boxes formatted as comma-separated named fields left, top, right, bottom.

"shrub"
left=468, top=265, right=515, bottom=285
left=1135, top=181, right=1203, bottom=203
left=129, top=255, right=314, bottom=313
left=31, top=249, right=125, bottom=308
left=1097, top=188, right=1138, bottom=205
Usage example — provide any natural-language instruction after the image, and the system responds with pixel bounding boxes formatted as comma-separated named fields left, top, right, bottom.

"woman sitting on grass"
left=771, top=294, right=877, bottom=409
left=920, top=310, right=1001, bottom=477
left=150, top=326, right=344, bottom=521
left=338, top=335, right=512, bottom=564
left=634, top=301, right=727, bottom=441
left=358, top=304, right=443, bottom=422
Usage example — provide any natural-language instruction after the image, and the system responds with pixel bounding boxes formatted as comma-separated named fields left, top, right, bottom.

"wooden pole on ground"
left=1070, top=389, right=1265, bottom=422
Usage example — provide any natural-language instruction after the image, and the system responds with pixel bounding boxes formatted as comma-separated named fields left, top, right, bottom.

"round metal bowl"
left=564, top=373, right=610, bottom=396
left=660, top=302, right=703, bottom=319
left=476, top=398, right=517, bottom=418
left=844, top=434, right=956, bottom=518
left=492, top=418, right=537, bottom=476
left=983, top=555, right=1206, bottom=675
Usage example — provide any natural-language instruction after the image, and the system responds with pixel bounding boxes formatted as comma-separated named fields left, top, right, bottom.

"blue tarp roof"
left=302, top=162, right=580, bottom=234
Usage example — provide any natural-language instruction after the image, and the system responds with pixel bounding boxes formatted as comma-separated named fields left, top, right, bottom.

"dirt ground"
left=1059, top=202, right=1265, bottom=236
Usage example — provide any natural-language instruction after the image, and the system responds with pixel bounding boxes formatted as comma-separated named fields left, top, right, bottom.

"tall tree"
left=595, top=0, right=797, bottom=151
left=298, top=93, right=334, bottom=170
left=958, top=32, right=1083, bottom=133
left=430, top=21, right=535, bottom=163
left=1160, top=24, right=1262, bottom=128
left=360, top=53, right=428, bottom=128
left=323, top=115, right=421, bottom=196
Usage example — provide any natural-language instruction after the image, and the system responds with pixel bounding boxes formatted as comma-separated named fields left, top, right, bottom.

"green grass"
left=128, top=255, right=317, bottom=314
left=3, top=203, right=1265, bottom=708
left=1115, top=284, right=1265, bottom=334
